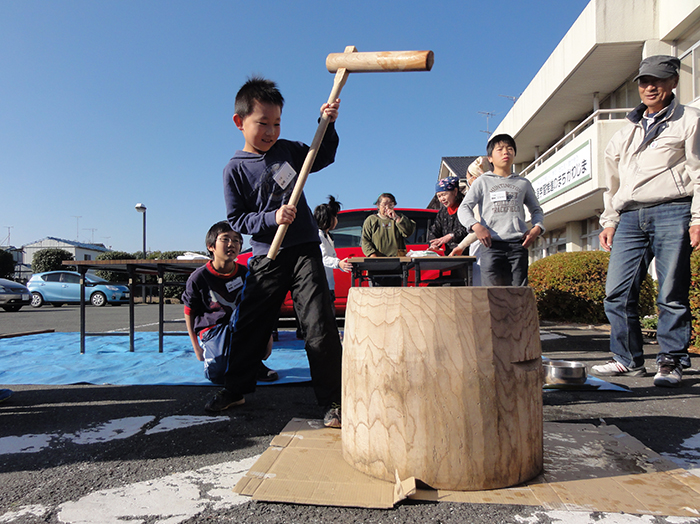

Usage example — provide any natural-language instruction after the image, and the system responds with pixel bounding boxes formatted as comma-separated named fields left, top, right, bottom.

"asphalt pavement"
left=1, top=306, right=699, bottom=523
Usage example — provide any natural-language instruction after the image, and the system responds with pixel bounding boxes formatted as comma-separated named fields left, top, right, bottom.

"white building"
left=490, top=0, right=700, bottom=260
left=22, top=237, right=110, bottom=269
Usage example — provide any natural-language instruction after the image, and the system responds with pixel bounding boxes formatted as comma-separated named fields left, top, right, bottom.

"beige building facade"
left=490, top=0, right=700, bottom=260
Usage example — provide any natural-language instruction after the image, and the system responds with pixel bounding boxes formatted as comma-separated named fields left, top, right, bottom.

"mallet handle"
left=266, top=47, right=356, bottom=260
left=326, top=50, right=434, bottom=73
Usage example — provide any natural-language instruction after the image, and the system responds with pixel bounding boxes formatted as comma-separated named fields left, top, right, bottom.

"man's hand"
left=522, top=225, right=542, bottom=248
left=275, top=204, right=297, bottom=225
left=448, top=246, right=464, bottom=257
left=690, top=225, right=700, bottom=251
left=599, top=227, right=616, bottom=251
left=321, top=98, right=340, bottom=122
left=472, top=223, right=492, bottom=248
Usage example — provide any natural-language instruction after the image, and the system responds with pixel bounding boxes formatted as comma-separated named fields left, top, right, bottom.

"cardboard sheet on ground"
left=235, top=419, right=700, bottom=516
left=0, top=331, right=311, bottom=386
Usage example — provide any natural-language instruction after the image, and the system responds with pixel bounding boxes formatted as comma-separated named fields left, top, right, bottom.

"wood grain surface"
left=341, top=287, right=543, bottom=490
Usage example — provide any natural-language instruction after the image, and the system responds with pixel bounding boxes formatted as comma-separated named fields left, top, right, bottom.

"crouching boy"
left=182, top=221, right=276, bottom=386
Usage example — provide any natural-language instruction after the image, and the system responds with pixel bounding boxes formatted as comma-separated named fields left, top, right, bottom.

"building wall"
left=490, top=0, right=700, bottom=262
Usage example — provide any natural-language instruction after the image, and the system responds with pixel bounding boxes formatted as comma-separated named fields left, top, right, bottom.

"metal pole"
left=141, top=210, right=147, bottom=303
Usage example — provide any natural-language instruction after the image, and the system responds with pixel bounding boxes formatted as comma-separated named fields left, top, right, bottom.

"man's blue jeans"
left=604, top=201, right=692, bottom=369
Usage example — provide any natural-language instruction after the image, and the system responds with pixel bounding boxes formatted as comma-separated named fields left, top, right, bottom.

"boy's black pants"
left=224, top=242, right=342, bottom=407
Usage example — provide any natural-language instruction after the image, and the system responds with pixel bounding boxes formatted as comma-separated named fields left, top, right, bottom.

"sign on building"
left=531, top=140, right=591, bottom=204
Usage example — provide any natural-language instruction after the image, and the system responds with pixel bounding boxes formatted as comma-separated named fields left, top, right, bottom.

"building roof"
left=23, top=237, right=110, bottom=252
left=439, top=156, right=479, bottom=180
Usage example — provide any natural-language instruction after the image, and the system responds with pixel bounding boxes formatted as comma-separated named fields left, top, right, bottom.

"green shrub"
left=158, top=251, right=189, bottom=299
left=690, top=250, right=700, bottom=351
left=0, top=249, right=15, bottom=279
left=94, top=251, right=134, bottom=282
left=529, top=251, right=656, bottom=324
left=32, top=248, right=75, bottom=273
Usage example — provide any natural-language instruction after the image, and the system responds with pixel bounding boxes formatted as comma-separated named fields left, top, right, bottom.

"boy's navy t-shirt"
left=223, top=125, right=339, bottom=257
left=181, top=261, right=247, bottom=335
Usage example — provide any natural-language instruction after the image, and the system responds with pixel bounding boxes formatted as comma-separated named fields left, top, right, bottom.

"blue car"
left=27, top=271, right=130, bottom=307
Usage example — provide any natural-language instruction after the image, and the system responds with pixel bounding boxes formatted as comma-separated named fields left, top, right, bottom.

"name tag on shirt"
left=490, top=190, right=507, bottom=203
left=273, top=162, right=297, bottom=190
left=226, top=277, right=243, bottom=293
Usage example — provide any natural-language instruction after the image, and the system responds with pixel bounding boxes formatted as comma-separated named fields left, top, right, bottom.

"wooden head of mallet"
left=266, top=46, right=434, bottom=260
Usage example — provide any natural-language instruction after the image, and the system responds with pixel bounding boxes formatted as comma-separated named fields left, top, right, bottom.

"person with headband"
left=428, top=175, right=468, bottom=256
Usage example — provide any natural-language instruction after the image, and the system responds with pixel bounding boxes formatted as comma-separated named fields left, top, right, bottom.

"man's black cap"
left=633, top=55, right=680, bottom=81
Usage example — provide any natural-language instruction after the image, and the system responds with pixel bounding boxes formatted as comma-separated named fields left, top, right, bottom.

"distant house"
left=429, top=156, right=479, bottom=209
left=22, top=237, right=110, bottom=270
left=0, top=245, right=30, bottom=282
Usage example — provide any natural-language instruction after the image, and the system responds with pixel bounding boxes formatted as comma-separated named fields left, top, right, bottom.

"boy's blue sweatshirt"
left=223, top=124, right=339, bottom=257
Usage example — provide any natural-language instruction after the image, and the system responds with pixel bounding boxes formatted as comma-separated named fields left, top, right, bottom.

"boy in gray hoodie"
left=458, top=134, right=545, bottom=286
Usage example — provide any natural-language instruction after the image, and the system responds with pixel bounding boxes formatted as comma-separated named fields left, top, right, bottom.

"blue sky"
left=1, top=0, right=589, bottom=254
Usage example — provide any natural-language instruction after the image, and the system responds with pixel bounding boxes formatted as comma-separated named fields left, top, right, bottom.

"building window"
left=84, top=254, right=91, bottom=261
left=679, top=41, right=700, bottom=105
left=581, top=218, right=601, bottom=251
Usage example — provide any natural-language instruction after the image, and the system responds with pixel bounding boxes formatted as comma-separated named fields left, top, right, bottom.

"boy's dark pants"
left=480, top=240, right=529, bottom=286
left=223, top=242, right=342, bottom=407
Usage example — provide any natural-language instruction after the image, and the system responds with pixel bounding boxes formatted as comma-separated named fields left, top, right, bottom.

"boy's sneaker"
left=654, top=363, right=683, bottom=388
left=590, top=360, right=646, bottom=377
left=323, top=403, right=341, bottom=428
left=258, top=363, right=279, bottom=382
left=205, top=389, right=245, bottom=413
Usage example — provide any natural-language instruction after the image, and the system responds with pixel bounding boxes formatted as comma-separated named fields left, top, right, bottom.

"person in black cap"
left=592, top=55, right=700, bottom=387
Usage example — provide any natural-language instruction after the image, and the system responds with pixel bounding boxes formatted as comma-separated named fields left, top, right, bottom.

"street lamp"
left=135, top=203, right=147, bottom=303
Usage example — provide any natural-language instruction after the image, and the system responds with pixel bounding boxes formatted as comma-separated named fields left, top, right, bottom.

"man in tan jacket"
left=592, top=55, right=700, bottom=387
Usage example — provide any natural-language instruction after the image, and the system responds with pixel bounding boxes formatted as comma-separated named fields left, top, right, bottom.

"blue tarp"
left=0, top=330, right=311, bottom=386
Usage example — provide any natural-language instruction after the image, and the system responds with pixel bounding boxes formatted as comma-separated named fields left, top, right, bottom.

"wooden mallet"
left=266, top=46, right=434, bottom=260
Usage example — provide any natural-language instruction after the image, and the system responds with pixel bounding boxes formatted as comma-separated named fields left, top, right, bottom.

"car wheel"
left=91, top=292, right=107, bottom=307
left=2, top=305, right=21, bottom=312
left=31, top=292, right=44, bottom=308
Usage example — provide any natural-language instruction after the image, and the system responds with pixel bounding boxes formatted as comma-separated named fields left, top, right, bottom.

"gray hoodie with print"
left=458, top=172, right=545, bottom=242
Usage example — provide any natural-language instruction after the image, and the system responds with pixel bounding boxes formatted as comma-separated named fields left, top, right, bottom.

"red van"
left=237, top=207, right=439, bottom=316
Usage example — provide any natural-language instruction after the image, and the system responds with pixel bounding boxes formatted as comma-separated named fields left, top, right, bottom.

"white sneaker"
left=653, top=363, right=682, bottom=388
left=590, top=360, right=646, bottom=377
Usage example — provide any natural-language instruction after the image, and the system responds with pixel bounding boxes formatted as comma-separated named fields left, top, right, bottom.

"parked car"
left=238, top=207, right=439, bottom=316
left=0, top=278, right=32, bottom=312
left=27, top=271, right=130, bottom=308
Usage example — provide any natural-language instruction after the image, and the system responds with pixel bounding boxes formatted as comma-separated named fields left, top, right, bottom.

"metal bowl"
left=543, top=360, right=587, bottom=385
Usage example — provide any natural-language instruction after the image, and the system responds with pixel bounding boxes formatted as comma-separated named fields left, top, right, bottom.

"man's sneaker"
left=323, top=403, right=341, bottom=428
left=654, top=363, right=683, bottom=388
left=205, top=389, right=245, bottom=413
left=590, top=360, right=646, bottom=377
left=258, top=363, right=279, bottom=382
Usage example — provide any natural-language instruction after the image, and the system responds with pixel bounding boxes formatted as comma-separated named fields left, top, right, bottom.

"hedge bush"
left=32, top=248, right=75, bottom=273
left=94, top=251, right=134, bottom=282
left=690, top=250, right=700, bottom=351
left=528, top=251, right=656, bottom=324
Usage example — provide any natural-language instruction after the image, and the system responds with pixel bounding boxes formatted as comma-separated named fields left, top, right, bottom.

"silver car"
left=0, top=278, right=32, bottom=312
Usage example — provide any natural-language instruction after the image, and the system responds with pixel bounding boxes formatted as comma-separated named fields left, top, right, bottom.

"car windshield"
left=332, top=210, right=435, bottom=249
left=85, top=275, right=108, bottom=284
